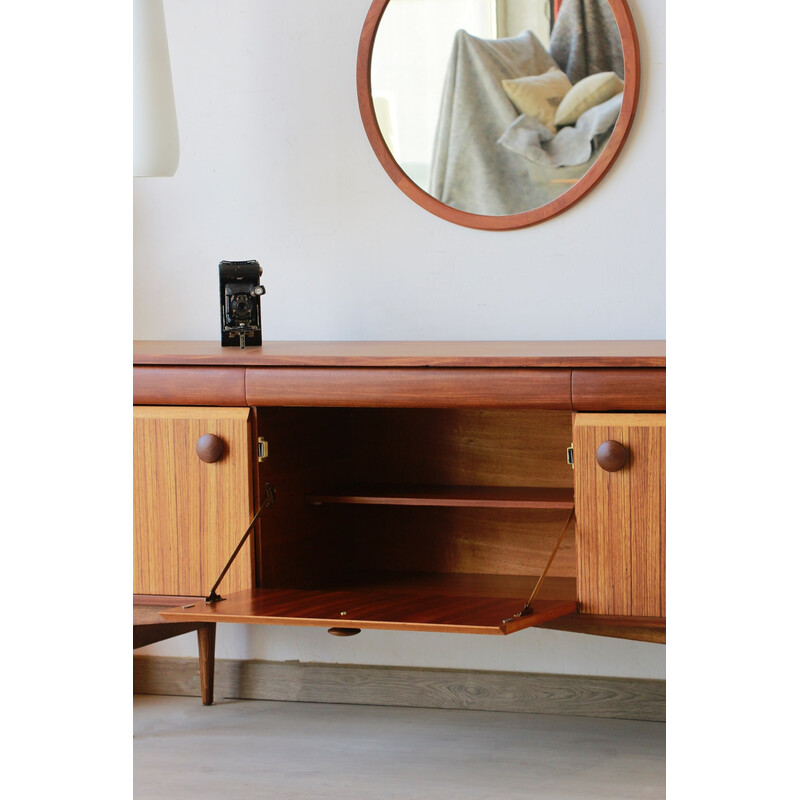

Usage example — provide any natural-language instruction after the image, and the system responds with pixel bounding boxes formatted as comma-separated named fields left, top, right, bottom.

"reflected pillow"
left=501, top=67, right=572, bottom=133
left=554, top=71, right=624, bottom=127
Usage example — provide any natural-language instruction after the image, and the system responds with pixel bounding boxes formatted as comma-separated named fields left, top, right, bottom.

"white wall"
left=135, top=0, right=665, bottom=679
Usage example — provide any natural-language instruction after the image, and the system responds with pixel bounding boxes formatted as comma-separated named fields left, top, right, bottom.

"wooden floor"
left=133, top=695, right=665, bottom=799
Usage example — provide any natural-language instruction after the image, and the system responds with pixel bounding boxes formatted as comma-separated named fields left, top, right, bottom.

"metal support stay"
left=205, top=483, right=276, bottom=604
left=504, top=505, right=574, bottom=624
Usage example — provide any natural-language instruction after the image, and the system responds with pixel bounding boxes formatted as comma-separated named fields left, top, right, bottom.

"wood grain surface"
left=244, top=367, right=572, bottom=408
left=159, top=573, right=577, bottom=635
left=255, top=408, right=577, bottom=585
left=306, top=485, right=575, bottom=508
left=133, top=366, right=247, bottom=405
left=133, top=407, right=254, bottom=596
left=134, top=340, right=665, bottom=368
left=574, top=413, right=666, bottom=617
left=133, top=658, right=666, bottom=721
left=346, top=408, right=574, bottom=487
left=572, top=368, right=666, bottom=411
left=132, top=345, right=667, bottom=645
left=539, top=613, right=665, bottom=644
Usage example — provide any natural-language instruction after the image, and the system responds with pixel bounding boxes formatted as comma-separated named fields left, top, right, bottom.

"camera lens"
left=231, top=295, right=252, bottom=319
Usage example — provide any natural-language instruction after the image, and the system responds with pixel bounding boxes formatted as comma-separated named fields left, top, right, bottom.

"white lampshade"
left=133, top=0, right=179, bottom=176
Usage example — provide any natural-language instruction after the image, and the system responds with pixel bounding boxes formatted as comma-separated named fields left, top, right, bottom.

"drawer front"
left=244, top=367, right=572, bottom=408
left=133, top=407, right=254, bottom=596
left=571, top=369, right=666, bottom=411
left=133, top=366, right=247, bottom=405
left=574, top=413, right=665, bottom=617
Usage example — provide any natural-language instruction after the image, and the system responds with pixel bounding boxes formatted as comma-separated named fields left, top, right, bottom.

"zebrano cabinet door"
left=573, top=413, right=666, bottom=618
left=133, top=407, right=254, bottom=597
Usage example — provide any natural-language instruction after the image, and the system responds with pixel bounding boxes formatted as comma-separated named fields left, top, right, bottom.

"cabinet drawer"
left=574, top=413, right=665, bottom=617
left=133, top=366, right=247, bottom=405
left=571, top=369, right=665, bottom=411
left=133, top=407, right=254, bottom=596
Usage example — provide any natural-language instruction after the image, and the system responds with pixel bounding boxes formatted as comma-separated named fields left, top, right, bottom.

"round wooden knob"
left=596, top=440, right=627, bottom=472
left=196, top=433, right=225, bottom=463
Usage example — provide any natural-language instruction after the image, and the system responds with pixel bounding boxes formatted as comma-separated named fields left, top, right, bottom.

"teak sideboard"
left=133, top=340, right=666, bottom=704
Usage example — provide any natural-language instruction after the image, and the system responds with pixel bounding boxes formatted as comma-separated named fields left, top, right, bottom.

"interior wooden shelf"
left=159, top=573, right=577, bottom=635
left=306, top=485, right=575, bottom=509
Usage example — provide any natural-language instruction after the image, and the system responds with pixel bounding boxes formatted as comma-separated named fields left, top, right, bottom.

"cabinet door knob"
left=596, top=440, right=627, bottom=472
left=196, top=433, right=225, bottom=463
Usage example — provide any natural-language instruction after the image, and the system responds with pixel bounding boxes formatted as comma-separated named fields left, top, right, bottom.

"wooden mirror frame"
left=356, top=0, right=640, bottom=231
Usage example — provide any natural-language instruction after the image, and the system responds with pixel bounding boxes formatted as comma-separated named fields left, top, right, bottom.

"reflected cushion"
left=554, top=71, right=624, bottom=127
left=501, top=67, right=572, bottom=133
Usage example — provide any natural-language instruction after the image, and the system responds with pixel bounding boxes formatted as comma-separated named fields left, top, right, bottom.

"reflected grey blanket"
left=498, top=91, right=622, bottom=168
left=429, top=29, right=610, bottom=216
left=549, top=0, right=624, bottom=83
left=429, top=29, right=595, bottom=216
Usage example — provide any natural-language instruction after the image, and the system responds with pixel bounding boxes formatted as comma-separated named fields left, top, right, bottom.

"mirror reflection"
left=370, top=0, right=625, bottom=216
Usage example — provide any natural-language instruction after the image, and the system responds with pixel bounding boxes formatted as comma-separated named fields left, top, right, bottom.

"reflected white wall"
left=371, top=0, right=496, bottom=186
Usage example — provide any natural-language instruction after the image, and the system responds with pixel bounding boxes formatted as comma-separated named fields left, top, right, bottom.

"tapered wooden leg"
left=197, top=623, right=216, bottom=706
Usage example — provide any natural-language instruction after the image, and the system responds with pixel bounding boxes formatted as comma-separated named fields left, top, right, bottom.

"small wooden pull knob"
left=196, top=433, right=225, bottom=463
left=596, top=440, right=627, bottom=472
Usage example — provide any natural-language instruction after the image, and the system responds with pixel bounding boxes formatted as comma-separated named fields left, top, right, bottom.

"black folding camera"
left=219, top=260, right=266, bottom=348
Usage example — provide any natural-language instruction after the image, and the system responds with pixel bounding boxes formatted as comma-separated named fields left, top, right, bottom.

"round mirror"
left=357, top=0, right=639, bottom=230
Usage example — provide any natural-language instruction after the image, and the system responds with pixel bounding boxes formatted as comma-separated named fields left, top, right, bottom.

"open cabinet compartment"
left=161, top=407, right=578, bottom=635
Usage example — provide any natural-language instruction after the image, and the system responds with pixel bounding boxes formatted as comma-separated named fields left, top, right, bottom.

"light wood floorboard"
left=133, top=694, right=665, bottom=799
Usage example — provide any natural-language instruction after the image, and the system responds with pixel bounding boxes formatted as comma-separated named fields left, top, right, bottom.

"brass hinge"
left=257, top=437, right=269, bottom=462
left=566, top=443, right=574, bottom=469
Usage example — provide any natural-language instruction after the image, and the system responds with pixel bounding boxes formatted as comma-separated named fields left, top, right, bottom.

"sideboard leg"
left=197, top=623, right=216, bottom=706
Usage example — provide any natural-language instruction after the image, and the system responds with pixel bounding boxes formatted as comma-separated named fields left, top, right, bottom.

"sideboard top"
left=133, top=340, right=666, bottom=368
